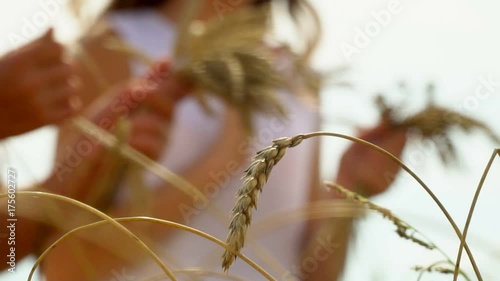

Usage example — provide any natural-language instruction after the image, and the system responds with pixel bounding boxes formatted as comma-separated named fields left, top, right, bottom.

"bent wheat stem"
left=204, top=200, right=363, bottom=274
left=327, top=183, right=436, bottom=250
left=415, top=260, right=468, bottom=281
left=453, top=149, right=499, bottom=281
left=0, top=192, right=176, bottom=281
left=222, top=131, right=481, bottom=280
left=72, top=116, right=208, bottom=203
left=327, top=183, right=471, bottom=281
left=36, top=216, right=276, bottom=281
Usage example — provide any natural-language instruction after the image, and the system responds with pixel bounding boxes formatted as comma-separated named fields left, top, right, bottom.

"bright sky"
left=1, top=0, right=499, bottom=280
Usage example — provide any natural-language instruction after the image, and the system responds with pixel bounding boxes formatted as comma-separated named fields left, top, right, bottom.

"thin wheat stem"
left=328, top=183, right=437, bottom=250
left=301, top=131, right=482, bottom=280
left=327, top=183, right=471, bottom=281
left=71, top=116, right=207, bottom=202
left=416, top=260, right=470, bottom=281
left=37, top=216, right=276, bottom=281
left=72, top=114, right=288, bottom=275
left=103, top=37, right=155, bottom=66
left=417, top=260, right=445, bottom=281
left=37, top=189, right=98, bottom=280
left=202, top=201, right=362, bottom=272
left=453, top=149, right=499, bottom=281
left=223, top=131, right=481, bottom=279
left=0, top=192, right=176, bottom=281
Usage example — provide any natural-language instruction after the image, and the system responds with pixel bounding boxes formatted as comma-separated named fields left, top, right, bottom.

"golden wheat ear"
left=222, top=135, right=304, bottom=271
left=100, top=2, right=323, bottom=132
left=222, top=131, right=481, bottom=280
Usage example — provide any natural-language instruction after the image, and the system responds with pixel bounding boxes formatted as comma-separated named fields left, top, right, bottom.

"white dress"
left=107, top=9, right=320, bottom=281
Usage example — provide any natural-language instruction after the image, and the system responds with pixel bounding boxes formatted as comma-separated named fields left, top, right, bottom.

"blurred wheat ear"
left=103, top=2, right=323, bottom=132
left=222, top=131, right=482, bottom=279
left=376, top=85, right=500, bottom=165
left=172, top=3, right=285, bottom=132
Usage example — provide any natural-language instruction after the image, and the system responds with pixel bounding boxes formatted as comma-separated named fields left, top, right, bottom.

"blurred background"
left=0, top=0, right=499, bottom=280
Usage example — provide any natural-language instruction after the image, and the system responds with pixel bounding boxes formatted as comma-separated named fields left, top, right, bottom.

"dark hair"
left=108, top=0, right=298, bottom=12
left=103, top=0, right=316, bottom=61
left=108, top=0, right=167, bottom=11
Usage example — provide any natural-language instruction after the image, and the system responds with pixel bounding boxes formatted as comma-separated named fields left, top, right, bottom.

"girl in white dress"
left=42, top=1, right=324, bottom=280
left=40, top=1, right=408, bottom=280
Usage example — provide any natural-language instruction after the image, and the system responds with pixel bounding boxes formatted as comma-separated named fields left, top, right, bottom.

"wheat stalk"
left=74, top=41, right=292, bottom=276
left=415, top=260, right=470, bottom=281
left=414, top=264, right=455, bottom=276
left=71, top=117, right=208, bottom=203
left=0, top=191, right=177, bottom=281
left=75, top=110, right=291, bottom=276
left=222, top=135, right=304, bottom=271
left=221, top=131, right=481, bottom=280
left=326, top=182, right=472, bottom=281
left=103, top=37, right=155, bottom=66
left=201, top=200, right=363, bottom=273
left=452, top=149, right=499, bottom=281
left=36, top=188, right=99, bottom=280
left=326, top=182, right=436, bottom=250
left=28, top=214, right=277, bottom=281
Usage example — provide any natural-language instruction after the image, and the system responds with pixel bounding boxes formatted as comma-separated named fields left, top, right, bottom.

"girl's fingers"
left=146, top=59, right=171, bottom=82
left=146, top=59, right=192, bottom=101
left=83, top=71, right=186, bottom=134
left=40, top=81, right=79, bottom=106
left=156, top=74, right=192, bottom=101
left=41, top=62, right=75, bottom=87
left=39, top=79, right=79, bottom=106
left=140, top=88, right=176, bottom=120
